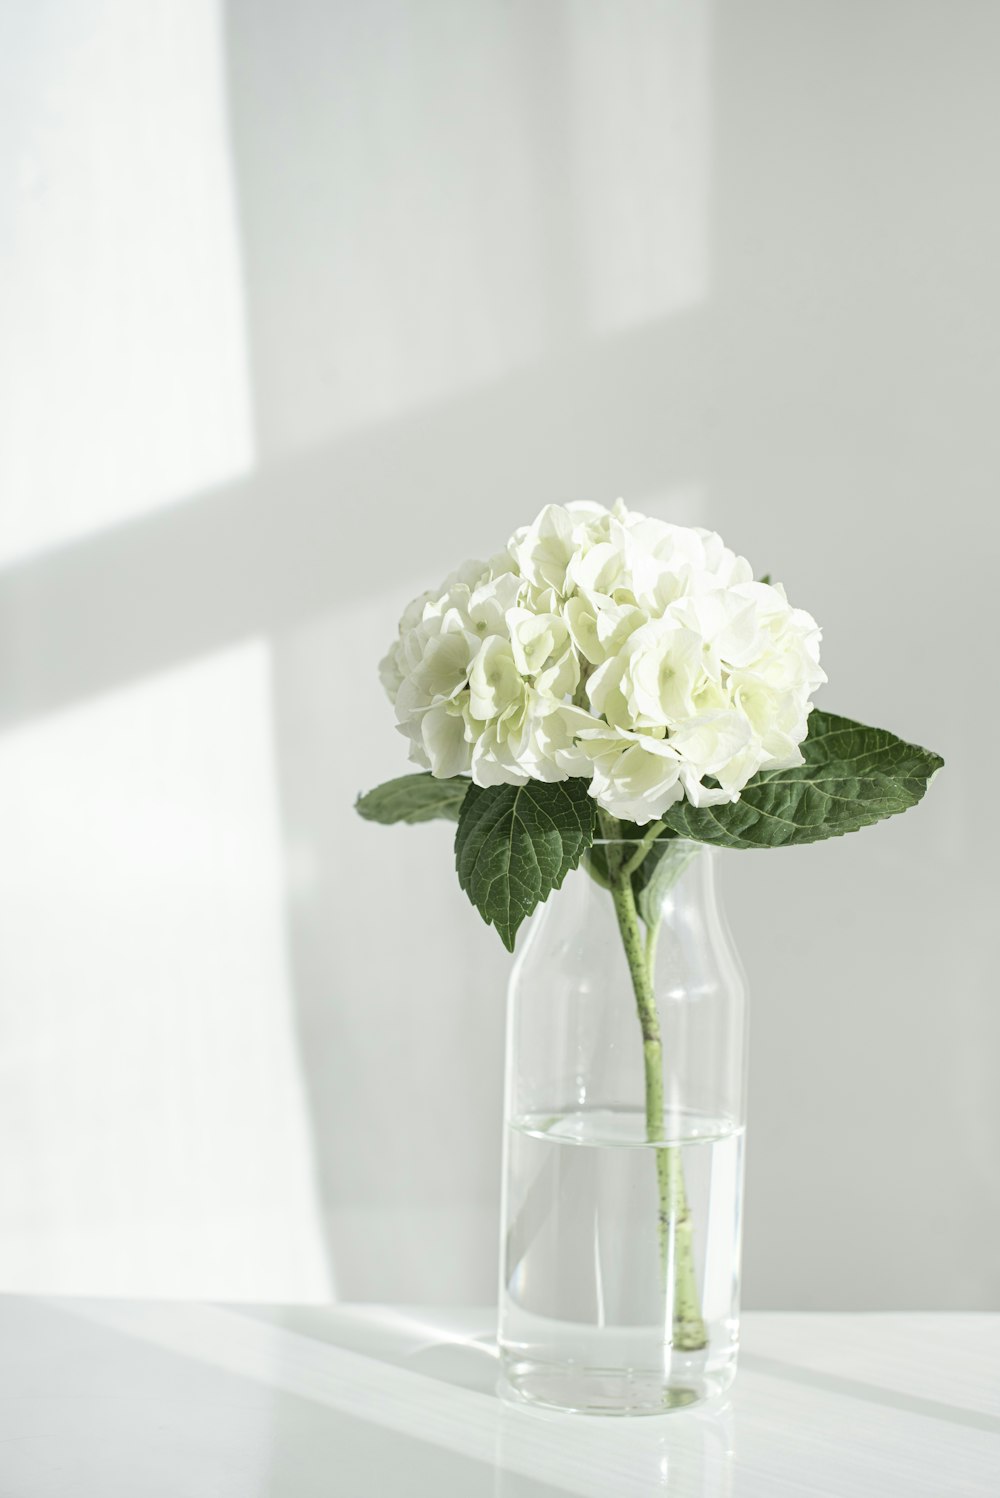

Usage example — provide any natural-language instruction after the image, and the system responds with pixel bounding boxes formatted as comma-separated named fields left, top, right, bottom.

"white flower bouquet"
left=362, top=499, right=939, bottom=941
left=357, top=499, right=942, bottom=1383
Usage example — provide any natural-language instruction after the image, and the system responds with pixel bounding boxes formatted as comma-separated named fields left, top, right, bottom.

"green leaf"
left=659, top=710, right=944, bottom=850
left=455, top=780, right=596, bottom=951
left=355, top=773, right=469, bottom=825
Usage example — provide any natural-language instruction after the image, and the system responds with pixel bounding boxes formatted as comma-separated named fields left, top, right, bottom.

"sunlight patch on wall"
left=567, top=2, right=712, bottom=332
left=0, top=0, right=253, bottom=567
left=231, top=0, right=550, bottom=456
left=0, top=642, right=329, bottom=1299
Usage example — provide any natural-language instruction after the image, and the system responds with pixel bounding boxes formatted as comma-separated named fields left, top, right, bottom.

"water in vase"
left=498, top=1106, right=745, bottom=1414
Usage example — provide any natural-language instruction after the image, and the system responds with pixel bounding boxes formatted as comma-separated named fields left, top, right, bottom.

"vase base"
left=499, top=1350, right=736, bottom=1417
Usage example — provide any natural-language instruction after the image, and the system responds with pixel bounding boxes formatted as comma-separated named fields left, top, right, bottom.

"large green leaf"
left=455, top=780, right=596, bottom=951
left=659, top=710, right=943, bottom=849
left=355, top=773, right=469, bottom=825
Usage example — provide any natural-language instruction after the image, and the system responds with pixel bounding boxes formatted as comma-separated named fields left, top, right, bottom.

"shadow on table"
left=235, top=1303, right=737, bottom=1495
left=48, top=1298, right=736, bottom=1497
left=739, top=1352, right=1000, bottom=1436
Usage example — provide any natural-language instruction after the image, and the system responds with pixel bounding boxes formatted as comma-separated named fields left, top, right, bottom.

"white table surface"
left=0, top=1299, right=997, bottom=1497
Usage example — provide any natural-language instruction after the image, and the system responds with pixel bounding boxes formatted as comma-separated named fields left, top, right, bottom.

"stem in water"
left=600, top=820, right=708, bottom=1352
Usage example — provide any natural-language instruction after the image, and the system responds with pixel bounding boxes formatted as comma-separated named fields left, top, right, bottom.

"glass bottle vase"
left=497, top=837, right=748, bottom=1415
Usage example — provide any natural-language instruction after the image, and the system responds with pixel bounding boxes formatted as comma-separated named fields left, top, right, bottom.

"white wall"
left=1, top=0, right=996, bottom=1308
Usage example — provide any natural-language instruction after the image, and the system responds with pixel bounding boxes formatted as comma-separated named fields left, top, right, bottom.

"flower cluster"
left=379, top=501, right=825, bottom=824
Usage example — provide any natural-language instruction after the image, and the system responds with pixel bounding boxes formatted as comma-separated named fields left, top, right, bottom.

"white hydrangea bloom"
left=378, top=500, right=826, bottom=824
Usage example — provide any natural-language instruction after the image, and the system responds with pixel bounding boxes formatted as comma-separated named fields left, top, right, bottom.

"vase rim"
left=590, top=835, right=706, bottom=848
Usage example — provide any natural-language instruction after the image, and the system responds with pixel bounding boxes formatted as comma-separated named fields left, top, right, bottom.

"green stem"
left=599, top=815, right=707, bottom=1352
left=619, top=820, right=666, bottom=880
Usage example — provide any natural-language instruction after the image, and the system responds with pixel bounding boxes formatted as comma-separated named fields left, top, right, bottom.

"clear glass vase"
left=497, top=836, right=748, bottom=1415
